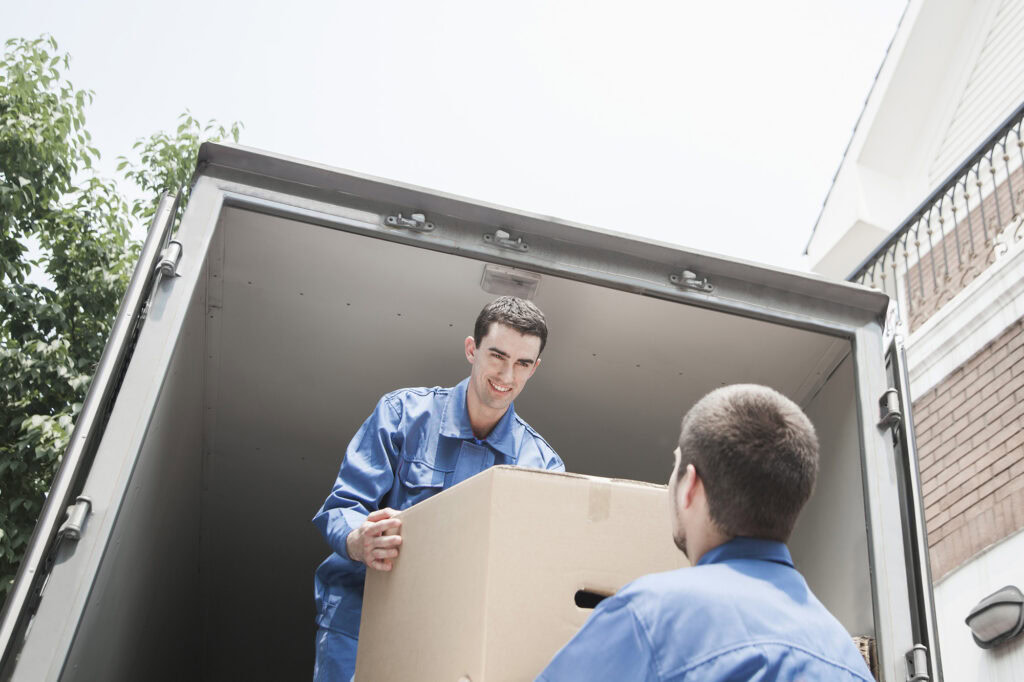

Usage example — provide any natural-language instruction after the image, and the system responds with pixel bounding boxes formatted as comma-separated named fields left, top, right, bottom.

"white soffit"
left=813, top=220, right=892, bottom=280
left=808, top=0, right=1004, bottom=272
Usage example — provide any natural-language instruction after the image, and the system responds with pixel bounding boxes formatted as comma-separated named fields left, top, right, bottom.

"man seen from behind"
left=538, top=384, right=873, bottom=681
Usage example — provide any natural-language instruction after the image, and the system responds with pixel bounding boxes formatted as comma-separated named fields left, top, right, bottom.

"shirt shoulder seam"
left=665, top=639, right=872, bottom=679
left=515, top=415, right=559, bottom=454
left=625, top=601, right=665, bottom=680
left=385, top=385, right=445, bottom=400
left=383, top=385, right=449, bottom=415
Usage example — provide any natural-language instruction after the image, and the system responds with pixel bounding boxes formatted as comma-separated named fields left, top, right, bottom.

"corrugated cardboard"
left=355, top=466, right=689, bottom=681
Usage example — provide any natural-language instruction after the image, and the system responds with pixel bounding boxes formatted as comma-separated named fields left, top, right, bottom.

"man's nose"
left=498, top=362, right=514, bottom=383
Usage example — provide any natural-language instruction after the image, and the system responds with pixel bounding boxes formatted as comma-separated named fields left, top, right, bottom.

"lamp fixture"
left=965, top=585, right=1024, bottom=649
left=479, top=264, right=541, bottom=300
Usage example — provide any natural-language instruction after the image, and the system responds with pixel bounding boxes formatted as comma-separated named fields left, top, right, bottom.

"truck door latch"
left=56, top=496, right=92, bottom=544
left=878, top=387, right=902, bottom=430
left=384, top=212, right=435, bottom=232
left=484, top=229, right=529, bottom=252
left=905, top=644, right=930, bottom=681
left=669, top=270, right=714, bottom=293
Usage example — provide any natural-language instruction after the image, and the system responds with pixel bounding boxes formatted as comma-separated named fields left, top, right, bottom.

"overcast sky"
left=6, top=0, right=906, bottom=271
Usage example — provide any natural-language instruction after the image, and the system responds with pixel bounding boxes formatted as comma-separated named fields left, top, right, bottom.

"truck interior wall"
left=202, top=209, right=876, bottom=677
left=47, top=206, right=878, bottom=680
left=60, top=263, right=207, bottom=681
left=788, top=354, right=874, bottom=638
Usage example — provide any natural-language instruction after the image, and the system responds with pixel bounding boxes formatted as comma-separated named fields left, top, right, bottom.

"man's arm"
left=312, top=395, right=405, bottom=570
left=537, top=594, right=658, bottom=681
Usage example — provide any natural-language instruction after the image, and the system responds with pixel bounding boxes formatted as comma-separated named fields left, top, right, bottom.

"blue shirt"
left=313, top=377, right=563, bottom=637
left=538, top=538, right=873, bottom=681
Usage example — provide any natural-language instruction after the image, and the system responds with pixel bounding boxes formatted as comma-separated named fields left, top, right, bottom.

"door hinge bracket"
left=384, top=212, right=435, bottom=232
left=31, top=496, right=92, bottom=611
left=155, top=240, right=183, bottom=278
left=878, top=387, right=902, bottom=430
left=141, top=240, right=183, bottom=321
left=484, top=229, right=529, bottom=252
left=905, top=644, right=930, bottom=681
left=669, top=270, right=714, bottom=293
left=56, top=496, right=92, bottom=544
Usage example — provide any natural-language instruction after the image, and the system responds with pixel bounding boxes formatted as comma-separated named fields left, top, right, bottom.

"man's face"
left=465, top=322, right=542, bottom=414
left=668, top=446, right=688, bottom=556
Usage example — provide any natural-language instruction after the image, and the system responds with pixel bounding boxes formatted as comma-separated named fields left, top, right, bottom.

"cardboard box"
left=355, top=466, right=689, bottom=681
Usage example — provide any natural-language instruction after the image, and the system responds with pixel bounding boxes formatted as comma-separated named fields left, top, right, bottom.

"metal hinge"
left=882, top=300, right=901, bottom=349
left=30, top=496, right=92, bottom=611
left=155, top=240, right=183, bottom=278
left=56, top=496, right=92, bottom=545
left=484, top=229, right=529, bottom=252
left=906, top=644, right=930, bottom=681
left=140, top=240, right=183, bottom=321
left=879, top=387, right=902, bottom=430
left=669, top=270, right=713, bottom=293
left=384, top=212, right=434, bottom=232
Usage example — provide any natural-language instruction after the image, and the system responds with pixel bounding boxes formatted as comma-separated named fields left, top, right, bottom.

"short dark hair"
left=676, top=384, right=818, bottom=542
left=473, top=296, right=548, bottom=354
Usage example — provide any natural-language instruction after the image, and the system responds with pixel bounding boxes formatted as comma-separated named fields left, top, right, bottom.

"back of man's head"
left=677, top=384, right=819, bottom=542
left=474, top=296, right=548, bottom=354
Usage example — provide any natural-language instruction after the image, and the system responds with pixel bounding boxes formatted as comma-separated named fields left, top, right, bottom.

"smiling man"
left=311, top=296, right=563, bottom=681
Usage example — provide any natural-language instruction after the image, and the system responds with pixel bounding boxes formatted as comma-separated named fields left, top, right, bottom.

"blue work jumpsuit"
left=312, top=378, right=563, bottom=681
left=538, top=537, right=875, bottom=681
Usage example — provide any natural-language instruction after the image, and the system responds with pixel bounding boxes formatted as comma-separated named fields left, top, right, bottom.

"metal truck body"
left=0, top=144, right=940, bottom=681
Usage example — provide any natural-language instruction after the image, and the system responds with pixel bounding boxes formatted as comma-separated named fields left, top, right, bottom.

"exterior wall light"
left=965, top=585, right=1024, bottom=649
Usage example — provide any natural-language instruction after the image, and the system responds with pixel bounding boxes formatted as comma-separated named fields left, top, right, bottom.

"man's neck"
left=465, top=393, right=506, bottom=440
left=687, top=526, right=732, bottom=565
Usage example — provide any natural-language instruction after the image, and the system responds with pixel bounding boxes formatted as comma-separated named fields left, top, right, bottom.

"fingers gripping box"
left=355, top=466, right=689, bottom=681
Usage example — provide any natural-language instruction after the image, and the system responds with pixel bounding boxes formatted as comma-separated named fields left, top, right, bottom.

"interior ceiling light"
left=965, top=585, right=1024, bottom=649
left=480, top=264, right=541, bottom=300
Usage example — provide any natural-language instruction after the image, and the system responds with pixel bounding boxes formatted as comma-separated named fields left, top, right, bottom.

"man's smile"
left=488, top=378, right=513, bottom=393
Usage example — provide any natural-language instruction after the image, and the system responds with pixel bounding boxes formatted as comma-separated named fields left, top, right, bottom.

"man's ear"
left=680, top=464, right=700, bottom=510
left=465, top=336, right=476, bottom=364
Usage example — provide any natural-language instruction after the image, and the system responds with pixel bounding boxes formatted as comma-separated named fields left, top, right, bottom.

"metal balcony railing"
left=849, top=102, right=1024, bottom=332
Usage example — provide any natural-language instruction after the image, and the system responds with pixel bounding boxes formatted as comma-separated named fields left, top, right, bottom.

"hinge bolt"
left=878, top=388, right=902, bottom=429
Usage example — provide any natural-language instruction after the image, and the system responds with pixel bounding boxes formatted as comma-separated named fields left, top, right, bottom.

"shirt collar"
left=440, top=377, right=519, bottom=460
left=697, top=537, right=794, bottom=568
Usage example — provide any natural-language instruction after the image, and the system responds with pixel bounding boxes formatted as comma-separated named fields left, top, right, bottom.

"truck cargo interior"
left=52, top=205, right=875, bottom=680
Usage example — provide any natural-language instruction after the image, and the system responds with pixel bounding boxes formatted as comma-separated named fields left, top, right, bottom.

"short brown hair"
left=677, top=384, right=818, bottom=542
left=474, top=296, right=548, bottom=354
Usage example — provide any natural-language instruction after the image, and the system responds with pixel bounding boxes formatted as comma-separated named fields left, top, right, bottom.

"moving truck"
left=0, top=144, right=941, bottom=681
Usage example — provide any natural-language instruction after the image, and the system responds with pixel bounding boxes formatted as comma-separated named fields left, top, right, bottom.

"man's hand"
left=346, top=508, right=403, bottom=571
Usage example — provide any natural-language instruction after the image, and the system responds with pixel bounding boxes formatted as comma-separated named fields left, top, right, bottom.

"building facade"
left=805, top=0, right=1024, bottom=678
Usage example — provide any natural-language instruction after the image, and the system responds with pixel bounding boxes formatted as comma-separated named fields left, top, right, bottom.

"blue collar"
left=439, top=378, right=519, bottom=460
left=697, top=537, right=795, bottom=568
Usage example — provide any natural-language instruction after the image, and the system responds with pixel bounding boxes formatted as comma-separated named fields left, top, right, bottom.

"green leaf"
left=0, top=36, right=243, bottom=603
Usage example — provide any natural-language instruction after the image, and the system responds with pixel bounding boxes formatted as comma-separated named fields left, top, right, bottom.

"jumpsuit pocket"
left=397, top=458, right=448, bottom=507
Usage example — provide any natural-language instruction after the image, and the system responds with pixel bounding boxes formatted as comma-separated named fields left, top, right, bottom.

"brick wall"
left=914, top=317, right=1024, bottom=580
left=903, top=166, right=1023, bottom=332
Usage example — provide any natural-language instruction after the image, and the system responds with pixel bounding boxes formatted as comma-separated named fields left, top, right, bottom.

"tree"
left=0, top=36, right=240, bottom=605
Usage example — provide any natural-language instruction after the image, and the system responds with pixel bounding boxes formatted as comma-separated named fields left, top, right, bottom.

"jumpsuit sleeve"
left=545, top=452, right=566, bottom=472
left=311, top=395, right=404, bottom=566
left=536, top=594, right=658, bottom=682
